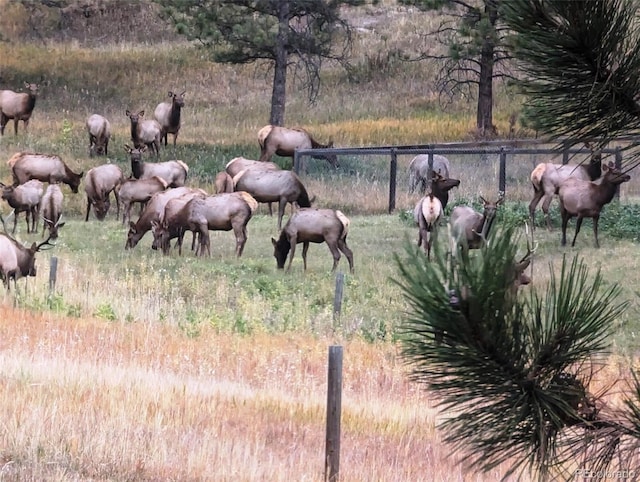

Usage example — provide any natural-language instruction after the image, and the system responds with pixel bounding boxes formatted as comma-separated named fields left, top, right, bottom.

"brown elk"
left=84, top=164, right=124, bottom=221
left=414, top=194, right=443, bottom=260
left=125, top=187, right=206, bottom=249
left=40, top=184, right=65, bottom=240
left=125, top=145, right=188, bottom=187
left=258, top=125, right=338, bottom=168
left=154, top=90, right=185, bottom=146
left=529, top=147, right=602, bottom=229
left=226, top=156, right=281, bottom=214
left=450, top=196, right=503, bottom=253
left=232, top=168, right=313, bottom=230
left=8, top=152, right=83, bottom=193
left=429, top=172, right=460, bottom=209
left=86, top=114, right=111, bottom=157
left=118, top=176, right=169, bottom=225
left=558, top=161, right=630, bottom=248
left=408, top=154, right=452, bottom=194
left=272, top=208, right=354, bottom=273
left=0, top=82, right=39, bottom=136
left=150, top=189, right=207, bottom=254
left=214, top=171, right=234, bottom=194
left=0, top=179, right=44, bottom=233
left=125, top=110, right=162, bottom=158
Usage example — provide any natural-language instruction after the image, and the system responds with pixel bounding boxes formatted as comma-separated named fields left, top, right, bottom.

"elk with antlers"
left=450, top=196, right=504, bottom=254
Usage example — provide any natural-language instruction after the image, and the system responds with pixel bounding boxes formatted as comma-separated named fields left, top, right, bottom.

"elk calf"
left=154, top=90, right=185, bottom=146
left=0, top=82, right=39, bottom=136
left=86, top=114, right=111, bottom=157
left=272, top=208, right=354, bottom=273
left=84, top=164, right=124, bottom=221
left=414, top=194, right=443, bottom=260
left=40, top=184, right=65, bottom=240
left=558, top=162, right=630, bottom=247
left=125, top=110, right=162, bottom=158
left=0, top=179, right=44, bottom=233
left=118, top=176, right=169, bottom=225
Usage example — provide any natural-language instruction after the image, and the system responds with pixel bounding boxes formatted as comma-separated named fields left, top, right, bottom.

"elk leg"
left=85, top=198, right=92, bottom=222
left=113, top=190, right=120, bottom=220
left=302, top=242, right=312, bottom=271
left=560, top=208, right=570, bottom=246
left=541, top=195, right=554, bottom=231
left=287, top=235, right=298, bottom=271
left=278, top=198, right=287, bottom=231
left=571, top=217, right=584, bottom=247
left=233, top=221, right=248, bottom=258
left=338, top=239, right=354, bottom=274
left=529, top=188, right=544, bottom=228
left=0, top=113, right=7, bottom=135
left=593, top=215, right=600, bottom=248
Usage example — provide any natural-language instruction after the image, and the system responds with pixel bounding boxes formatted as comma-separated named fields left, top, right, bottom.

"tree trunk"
left=269, top=1, right=289, bottom=126
left=476, top=1, right=499, bottom=137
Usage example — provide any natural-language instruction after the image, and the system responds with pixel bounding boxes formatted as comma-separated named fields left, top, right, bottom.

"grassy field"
left=1, top=2, right=640, bottom=480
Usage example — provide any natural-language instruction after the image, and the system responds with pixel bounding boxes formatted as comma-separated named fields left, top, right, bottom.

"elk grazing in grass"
left=40, top=184, right=64, bottom=240
left=8, top=152, right=83, bottom=193
left=258, top=125, right=338, bottom=168
left=150, top=189, right=207, bottom=255
left=408, top=154, right=452, bottom=194
left=450, top=196, right=503, bottom=254
left=125, top=187, right=206, bottom=249
left=558, top=161, right=630, bottom=248
left=86, top=114, right=111, bottom=157
left=125, top=145, right=188, bottom=187
left=84, top=164, right=124, bottom=221
left=414, top=194, right=443, bottom=260
left=125, top=110, right=162, bottom=158
left=154, top=90, right=185, bottom=146
left=272, top=208, right=354, bottom=273
left=0, top=179, right=44, bottom=234
left=0, top=82, right=39, bottom=136
left=0, top=215, right=54, bottom=291
left=118, top=176, right=169, bottom=225
left=232, top=168, right=313, bottom=231
left=529, top=145, right=602, bottom=229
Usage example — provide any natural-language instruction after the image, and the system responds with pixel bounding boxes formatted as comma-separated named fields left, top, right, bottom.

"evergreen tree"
left=394, top=225, right=637, bottom=479
left=156, top=0, right=367, bottom=126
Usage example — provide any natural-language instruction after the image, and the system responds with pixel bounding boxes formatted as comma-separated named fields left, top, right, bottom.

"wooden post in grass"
left=325, top=345, right=343, bottom=482
left=49, top=256, right=58, bottom=293
left=499, top=147, right=507, bottom=197
left=333, top=272, right=344, bottom=324
left=389, top=148, right=397, bottom=213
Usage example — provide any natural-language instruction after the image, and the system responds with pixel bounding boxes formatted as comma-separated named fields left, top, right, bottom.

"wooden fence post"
left=389, top=148, right=397, bottom=213
left=499, top=146, right=507, bottom=197
left=325, top=345, right=343, bottom=482
left=49, top=256, right=58, bottom=294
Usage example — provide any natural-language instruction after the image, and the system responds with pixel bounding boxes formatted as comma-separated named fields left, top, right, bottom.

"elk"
left=84, top=164, right=124, bottom=221
left=529, top=146, right=602, bottom=230
left=125, top=187, right=206, bottom=250
left=214, top=171, right=234, bottom=194
left=8, top=152, right=83, bottom=193
left=225, top=156, right=280, bottom=214
left=414, top=194, right=443, bottom=260
left=118, top=176, right=169, bottom=225
left=125, top=145, right=188, bottom=187
left=257, top=125, right=338, bottom=168
left=0, top=82, right=39, bottom=136
left=272, top=208, right=354, bottom=273
left=450, top=196, right=503, bottom=254
left=0, top=179, right=44, bottom=233
left=558, top=161, right=630, bottom=248
left=429, top=172, right=460, bottom=209
left=408, top=154, right=452, bottom=194
left=86, top=114, right=111, bottom=157
left=150, top=190, right=206, bottom=255
left=125, top=110, right=162, bottom=158
left=40, top=184, right=65, bottom=240
left=154, top=90, right=185, bottom=146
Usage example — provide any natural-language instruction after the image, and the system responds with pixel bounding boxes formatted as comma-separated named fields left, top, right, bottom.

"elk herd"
left=0, top=81, right=632, bottom=293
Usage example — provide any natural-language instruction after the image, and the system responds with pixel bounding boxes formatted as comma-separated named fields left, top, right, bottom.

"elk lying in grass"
left=0, top=179, right=43, bottom=233
left=529, top=146, right=602, bottom=229
left=150, top=190, right=207, bottom=255
left=118, top=176, right=169, bottom=225
left=0, top=215, right=54, bottom=291
left=408, top=154, right=452, bottom=194
left=125, top=110, right=162, bottom=158
left=40, top=184, right=64, bottom=240
left=558, top=161, right=630, bottom=247
left=125, top=187, right=206, bottom=249
left=8, top=152, right=83, bottom=193
left=84, top=164, right=124, bottom=221
left=233, top=168, right=313, bottom=230
left=272, top=208, right=354, bottom=273
left=86, top=114, right=111, bottom=157
left=0, top=82, right=39, bottom=136
left=450, top=196, right=503, bottom=254
left=154, top=90, right=185, bottom=146
left=258, top=125, right=338, bottom=168
left=125, top=145, right=189, bottom=187
left=414, top=194, right=443, bottom=260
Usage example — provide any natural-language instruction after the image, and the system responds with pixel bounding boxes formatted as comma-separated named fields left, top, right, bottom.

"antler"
left=36, top=233, right=56, bottom=251
left=0, top=210, right=18, bottom=243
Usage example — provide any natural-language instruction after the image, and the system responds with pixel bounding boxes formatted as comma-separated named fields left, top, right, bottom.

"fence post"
left=389, top=148, right=397, bottom=214
left=49, top=256, right=58, bottom=294
left=325, top=345, right=343, bottom=482
left=499, top=146, right=507, bottom=198
left=333, top=272, right=344, bottom=324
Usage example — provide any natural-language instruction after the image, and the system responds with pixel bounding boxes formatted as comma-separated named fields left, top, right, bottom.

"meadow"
left=1, top=2, right=640, bottom=480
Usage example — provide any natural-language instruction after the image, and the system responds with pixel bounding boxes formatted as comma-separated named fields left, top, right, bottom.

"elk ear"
left=57, top=222, right=66, bottom=229
left=129, top=221, right=136, bottom=230
left=168, top=91, right=173, bottom=97
left=602, top=162, right=610, bottom=172
left=139, top=110, right=145, bottom=117
left=515, top=259, right=531, bottom=272
left=126, top=110, right=131, bottom=117
left=271, top=237, right=277, bottom=247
